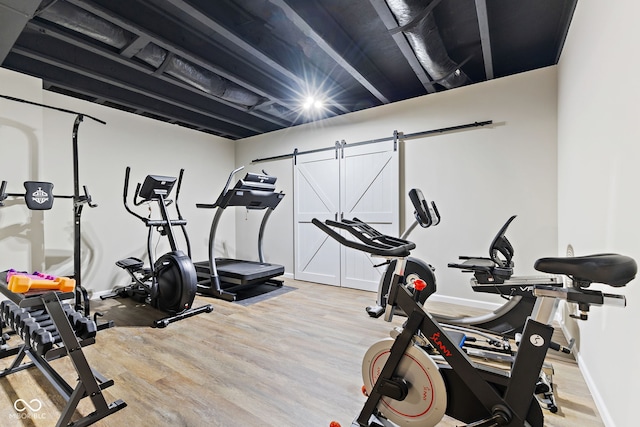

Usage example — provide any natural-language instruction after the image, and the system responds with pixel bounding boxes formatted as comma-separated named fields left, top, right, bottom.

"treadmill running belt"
left=195, top=258, right=284, bottom=286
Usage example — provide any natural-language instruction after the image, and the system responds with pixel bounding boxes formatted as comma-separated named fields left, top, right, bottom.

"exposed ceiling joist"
left=474, top=0, right=494, bottom=80
left=25, top=20, right=290, bottom=129
left=11, top=46, right=259, bottom=138
left=0, top=0, right=577, bottom=140
left=268, top=0, right=390, bottom=105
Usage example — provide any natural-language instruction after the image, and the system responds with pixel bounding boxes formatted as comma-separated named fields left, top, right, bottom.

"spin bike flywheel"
left=362, top=338, right=447, bottom=427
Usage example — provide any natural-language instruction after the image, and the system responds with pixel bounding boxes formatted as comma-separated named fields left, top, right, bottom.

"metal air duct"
left=36, top=0, right=263, bottom=108
left=385, top=0, right=470, bottom=89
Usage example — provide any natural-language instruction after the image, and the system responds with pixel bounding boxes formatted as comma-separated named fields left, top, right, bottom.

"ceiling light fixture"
left=302, top=95, right=325, bottom=113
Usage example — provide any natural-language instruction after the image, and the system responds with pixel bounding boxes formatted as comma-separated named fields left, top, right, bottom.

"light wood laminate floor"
left=0, top=278, right=604, bottom=426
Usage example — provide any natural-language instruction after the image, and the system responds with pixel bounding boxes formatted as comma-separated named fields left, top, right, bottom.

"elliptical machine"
left=107, top=167, right=213, bottom=327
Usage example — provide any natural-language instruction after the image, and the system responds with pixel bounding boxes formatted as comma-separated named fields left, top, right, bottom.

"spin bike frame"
left=366, top=256, right=554, bottom=426
left=313, top=217, right=633, bottom=427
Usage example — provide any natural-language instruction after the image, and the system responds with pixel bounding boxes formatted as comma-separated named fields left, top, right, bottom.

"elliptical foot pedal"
left=116, top=257, right=144, bottom=272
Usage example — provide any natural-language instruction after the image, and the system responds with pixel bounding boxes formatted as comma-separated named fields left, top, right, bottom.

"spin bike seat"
left=534, top=254, right=637, bottom=287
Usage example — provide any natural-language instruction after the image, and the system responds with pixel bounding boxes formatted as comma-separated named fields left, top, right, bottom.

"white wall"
left=0, top=68, right=235, bottom=296
left=0, top=69, right=44, bottom=270
left=235, top=66, right=558, bottom=307
left=558, top=1, right=640, bottom=426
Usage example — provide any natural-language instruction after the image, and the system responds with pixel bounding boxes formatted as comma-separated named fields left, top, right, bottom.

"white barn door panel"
left=340, top=141, right=399, bottom=291
left=294, top=141, right=399, bottom=292
left=294, top=150, right=341, bottom=285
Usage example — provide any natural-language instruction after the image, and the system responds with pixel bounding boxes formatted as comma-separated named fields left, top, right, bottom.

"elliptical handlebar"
left=0, top=181, right=7, bottom=205
left=123, top=166, right=147, bottom=222
left=174, top=169, right=186, bottom=220
left=312, top=218, right=416, bottom=258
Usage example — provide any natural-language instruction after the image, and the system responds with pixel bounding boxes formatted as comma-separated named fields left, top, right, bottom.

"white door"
left=294, top=141, right=399, bottom=291
left=293, top=149, right=341, bottom=285
left=340, top=141, right=399, bottom=291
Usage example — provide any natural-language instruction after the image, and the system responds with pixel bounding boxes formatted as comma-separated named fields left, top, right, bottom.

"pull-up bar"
left=0, top=94, right=106, bottom=124
left=251, top=120, right=492, bottom=164
left=0, top=93, right=105, bottom=317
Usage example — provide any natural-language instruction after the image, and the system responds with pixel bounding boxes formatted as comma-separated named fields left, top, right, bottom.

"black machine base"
left=153, top=303, right=214, bottom=328
left=196, top=275, right=284, bottom=302
left=195, top=258, right=284, bottom=302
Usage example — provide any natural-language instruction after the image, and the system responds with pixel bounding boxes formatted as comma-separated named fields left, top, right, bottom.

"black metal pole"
left=72, top=115, right=90, bottom=315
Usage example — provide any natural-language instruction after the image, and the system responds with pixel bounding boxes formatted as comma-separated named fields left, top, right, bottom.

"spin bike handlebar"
left=312, top=218, right=416, bottom=258
left=408, top=188, right=440, bottom=228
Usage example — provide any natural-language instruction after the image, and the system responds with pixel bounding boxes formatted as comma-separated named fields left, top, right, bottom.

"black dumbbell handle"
left=21, top=319, right=55, bottom=340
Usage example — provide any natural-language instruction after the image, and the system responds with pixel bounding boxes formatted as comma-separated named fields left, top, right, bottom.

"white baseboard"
left=558, top=320, right=613, bottom=427
left=88, top=289, right=118, bottom=300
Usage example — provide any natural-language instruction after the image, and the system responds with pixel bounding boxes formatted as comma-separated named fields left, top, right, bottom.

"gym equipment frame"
left=107, top=167, right=213, bottom=327
left=0, top=274, right=126, bottom=426
left=313, top=216, right=634, bottom=427
left=195, top=166, right=285, bottom=301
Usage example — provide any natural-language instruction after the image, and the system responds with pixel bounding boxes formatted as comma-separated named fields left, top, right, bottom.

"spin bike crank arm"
left=354, top=309, right=421, bottom=427
left=463, top=406, right=512, bottom=427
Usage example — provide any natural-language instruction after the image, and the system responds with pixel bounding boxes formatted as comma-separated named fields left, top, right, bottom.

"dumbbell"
left=60, top=305, right=97, bottom=340
left=67, top=311, right=97, bottom=340
left=14, top=310, right=50, bottom=336
left=21, top=318, right=55, bottom=342
left=0, top=299, right=17, bottom=323
left=1, top=299, right=17, bottom=315
left=29, top=323, right=62, bottom=356
left=8, top=306, right=44, bottom=326
left=0, top=301, right=12, bottom=328
left=3, top=302, right=20, bottom=325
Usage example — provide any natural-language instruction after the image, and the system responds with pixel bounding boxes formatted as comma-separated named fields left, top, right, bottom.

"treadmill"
left=195, top=166, right=285, bottom=301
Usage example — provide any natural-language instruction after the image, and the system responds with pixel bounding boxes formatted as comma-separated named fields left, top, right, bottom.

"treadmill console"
left=244, top=172, right=276, bottom=185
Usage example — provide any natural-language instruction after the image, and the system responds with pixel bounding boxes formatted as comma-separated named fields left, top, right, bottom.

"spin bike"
left=313, top=216, right=635, bottom=427
left=370, top=189, right=561, bottom=338
left=105, top=167, right=213, bottom=327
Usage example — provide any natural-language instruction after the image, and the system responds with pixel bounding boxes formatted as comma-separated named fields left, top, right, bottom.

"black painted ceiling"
left=0, top=0, right=576, bottom=140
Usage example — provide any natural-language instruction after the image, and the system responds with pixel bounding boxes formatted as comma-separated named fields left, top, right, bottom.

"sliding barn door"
left=340, top=141, right=399, bottom=291
left=294, top=141, right=399, bottom=292
left=294, top=150, right=341, bottom=285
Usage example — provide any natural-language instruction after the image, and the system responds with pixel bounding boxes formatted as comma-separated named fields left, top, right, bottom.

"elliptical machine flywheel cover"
left=154, top=250, right=197, bottom=313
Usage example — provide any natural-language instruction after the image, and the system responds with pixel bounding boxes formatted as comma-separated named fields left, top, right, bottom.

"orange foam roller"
left=8, top=274, right=76, bottom=294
